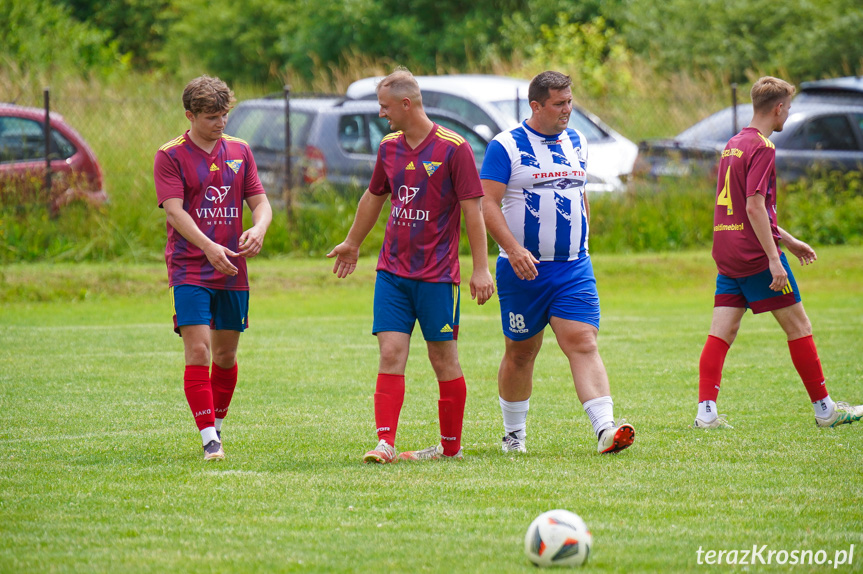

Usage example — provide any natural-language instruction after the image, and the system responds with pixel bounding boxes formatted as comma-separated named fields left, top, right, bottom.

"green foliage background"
left=1, top=0, right=863, bottom=264
left=5, top=0, right=863, bottom=87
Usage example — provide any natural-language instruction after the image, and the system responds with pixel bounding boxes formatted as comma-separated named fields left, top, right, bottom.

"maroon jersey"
left=154, top=132, right=265, bottom=290
left=711, top=127, right=782, bottom=277
left=369, top=124, right=483, bottom=283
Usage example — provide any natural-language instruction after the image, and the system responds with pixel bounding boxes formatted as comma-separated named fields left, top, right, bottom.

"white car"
left=346, top=74, right=638, bottom=192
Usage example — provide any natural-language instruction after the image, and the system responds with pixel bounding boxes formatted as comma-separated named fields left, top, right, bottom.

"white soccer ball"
left=524, top=509, right=593, bottom=567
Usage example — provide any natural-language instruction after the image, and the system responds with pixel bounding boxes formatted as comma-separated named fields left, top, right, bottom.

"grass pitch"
left=1, top=247, right=862, bottom=573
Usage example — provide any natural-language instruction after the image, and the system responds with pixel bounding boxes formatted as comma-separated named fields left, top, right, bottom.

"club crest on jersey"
left=209, top=163, right=219, bottom=172
left=423, top=161, right=442, bottom=177
left=225, top=159, right=243, bottom=174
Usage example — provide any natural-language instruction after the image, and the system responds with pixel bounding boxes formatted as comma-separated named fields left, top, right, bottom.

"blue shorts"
left=496, top=256, right=600, bottom=341
left=171, top=285, right=249, bottom=335
left=373, top=270, right=460, bottom=341
left=715, top=252, right=802, bottom=314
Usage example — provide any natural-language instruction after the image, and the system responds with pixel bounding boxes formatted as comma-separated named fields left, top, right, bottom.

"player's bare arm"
left=237, top=194, right=272, bottom=258
left=745, top=193, right=786, bottom=291
left=162, top=197, right=239, bottom=276
left=778, top=226, right=817, bottom=265
left=460, top=197, right=495, bottom=305
left=327, top=188, right=389, bottom=278
left=480, top=179, right=540, bottom=280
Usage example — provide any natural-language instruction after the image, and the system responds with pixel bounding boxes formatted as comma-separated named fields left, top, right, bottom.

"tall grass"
left=3, top=66, right=862, bottom=264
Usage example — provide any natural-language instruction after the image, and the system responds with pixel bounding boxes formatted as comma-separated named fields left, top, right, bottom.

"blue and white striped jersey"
left=481, top=121, right=589, bottom=261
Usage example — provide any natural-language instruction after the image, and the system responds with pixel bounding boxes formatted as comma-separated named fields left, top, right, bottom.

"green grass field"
left=1, top=248, right=862, bottom=573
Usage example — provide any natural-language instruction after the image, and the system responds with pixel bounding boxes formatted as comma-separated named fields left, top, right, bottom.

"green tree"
left=0, top=0, right=125, bottom=83
left=619, top=0, right=863, bottom=82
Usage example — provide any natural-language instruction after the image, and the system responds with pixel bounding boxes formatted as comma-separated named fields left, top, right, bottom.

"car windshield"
left=491, top=99, right=609, bottom=141
left=676, top=107, right=752, bottom=143
left=226, top=106, right=313, bottom=152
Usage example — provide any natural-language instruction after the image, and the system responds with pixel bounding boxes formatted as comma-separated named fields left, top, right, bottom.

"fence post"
left=44, top=88, right=52, bottom=200
left=283, top=84, right=293, bottom=220
left=731, top=83, right=738, bottom=134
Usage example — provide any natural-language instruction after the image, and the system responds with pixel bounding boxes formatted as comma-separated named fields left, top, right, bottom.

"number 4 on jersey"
left=717, top=166, right=733, bottom=215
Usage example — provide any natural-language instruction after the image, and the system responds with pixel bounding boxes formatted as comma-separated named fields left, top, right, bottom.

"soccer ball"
left=524, top=509, right=592, bottom=567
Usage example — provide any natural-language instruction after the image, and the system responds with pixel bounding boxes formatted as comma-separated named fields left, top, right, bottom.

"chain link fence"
left=3, top=81, right=747, bottom=211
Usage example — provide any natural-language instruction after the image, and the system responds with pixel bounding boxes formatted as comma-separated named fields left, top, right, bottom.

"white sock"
left=201, top=426, right=219, bottom=445
left=499, top=397, right=529, bottom=436
left=813, top=395, right=836, bottom=419
left=215, top=418, right=224, bottom=432
left=583, top=396, right=614, bottom=438
left=697, top=400, right=718, bottom=423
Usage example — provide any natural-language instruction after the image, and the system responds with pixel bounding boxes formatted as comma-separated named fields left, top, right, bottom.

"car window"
left=492, top=98, right=609, bottom=141
left=338, top=114, right=372, bottom=154
left=52, top=130, right=77, bottom=160
left=429, top=115, right=487, bottom=163
left=369, top=116, right=391, bottom=150
left=423, top=91, right=497, bottom=133
left=785, top=115, right=860, bottom=151
left=226, top=106, right=313, bottom=152
left=0, top=116, right=46, bottom=162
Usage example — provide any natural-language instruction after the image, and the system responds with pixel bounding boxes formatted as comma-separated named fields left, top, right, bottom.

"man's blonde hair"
left=182, top=75, right=236, bottom=115
left=376, top=67, right=423, bottom=104
left=751, top=76, right=795, bottom=114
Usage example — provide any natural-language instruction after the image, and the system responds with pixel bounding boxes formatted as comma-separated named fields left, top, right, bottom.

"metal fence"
left=3, top=82, right=748, bottom=209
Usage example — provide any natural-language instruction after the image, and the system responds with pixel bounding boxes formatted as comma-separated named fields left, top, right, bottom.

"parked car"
left=0, top=103, right=105, bottom=208
left=224, top=96, right=491, bottom=198
left=346, top=74, right=638, bottom=192
left=635, top=100, right=863, bottom=183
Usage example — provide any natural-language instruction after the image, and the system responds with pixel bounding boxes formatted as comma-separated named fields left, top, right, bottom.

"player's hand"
left=327, top=242, right=360, bottom=278
left=204, top=242, right=239, bottom=276
left=237, top=225, right=266, bottom=258
left=507, top=246, right=540, bottom=280
left=767, top=257, right=787, bottom=291
left=785, top=239, right=817, bottom=266
left=470, top=268, right=495, bottom=305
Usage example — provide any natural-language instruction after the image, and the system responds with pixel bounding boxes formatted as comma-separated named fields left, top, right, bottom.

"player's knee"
left=504, top=345, right=541, bottom=368
left=186, top=341, right=211, bottom=365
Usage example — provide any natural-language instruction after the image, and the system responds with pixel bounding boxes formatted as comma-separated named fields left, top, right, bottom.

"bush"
left=781, top=170, right=863, bottom=246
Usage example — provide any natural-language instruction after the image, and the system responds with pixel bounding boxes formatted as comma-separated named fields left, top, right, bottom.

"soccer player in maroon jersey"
left=154, top=76, right=272, bottom=460
left=327, top=68, right=495, bottom=463
left=695, top=76, right=862, bottom=429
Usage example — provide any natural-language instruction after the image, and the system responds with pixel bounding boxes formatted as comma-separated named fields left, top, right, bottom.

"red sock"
left=211, top=362, right=238, bottom=420
left=374, top=374, right=405, bottom=446
left=438, top=376, right=466, bottom=456
left=699, top=335, right=730, bottom=402
left=184, top=365, right=214, bottom=431
left=788, top=335, right=828, bottom=402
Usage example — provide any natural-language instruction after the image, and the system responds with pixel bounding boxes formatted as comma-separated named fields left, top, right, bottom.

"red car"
left=0, top=103, right=106, bottom=209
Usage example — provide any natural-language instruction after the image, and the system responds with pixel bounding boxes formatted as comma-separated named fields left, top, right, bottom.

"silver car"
left=225, top=97, right=491, bottom=199
left=346, top=74, right=639, bottom=192
left=636, top=101, right=863, bottom=182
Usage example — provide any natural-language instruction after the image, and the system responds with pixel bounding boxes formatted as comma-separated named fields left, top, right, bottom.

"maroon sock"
left=438, top=376, right=466, bottom=456
left=788, top=335, right=828, bottom=402
left=699, top=335, right=730, bottom=402
left=184, top=365, right=214, bottom=431
left=211, top=362, right=238, bottom=421
left=374, top=374, right=405, bottom=446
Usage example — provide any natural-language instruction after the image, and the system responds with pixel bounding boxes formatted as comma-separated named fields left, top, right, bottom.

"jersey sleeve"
left=153, top=150, right=184, bottom=208
left=368, top=142, right=391, bottom=196
left=242, top=146, right=266, bottom=198
left=746, top=144, right=775, bottom=198
left=450, top=141, right=483, bottom=201
left=479, top=139, right=512, bottom=183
